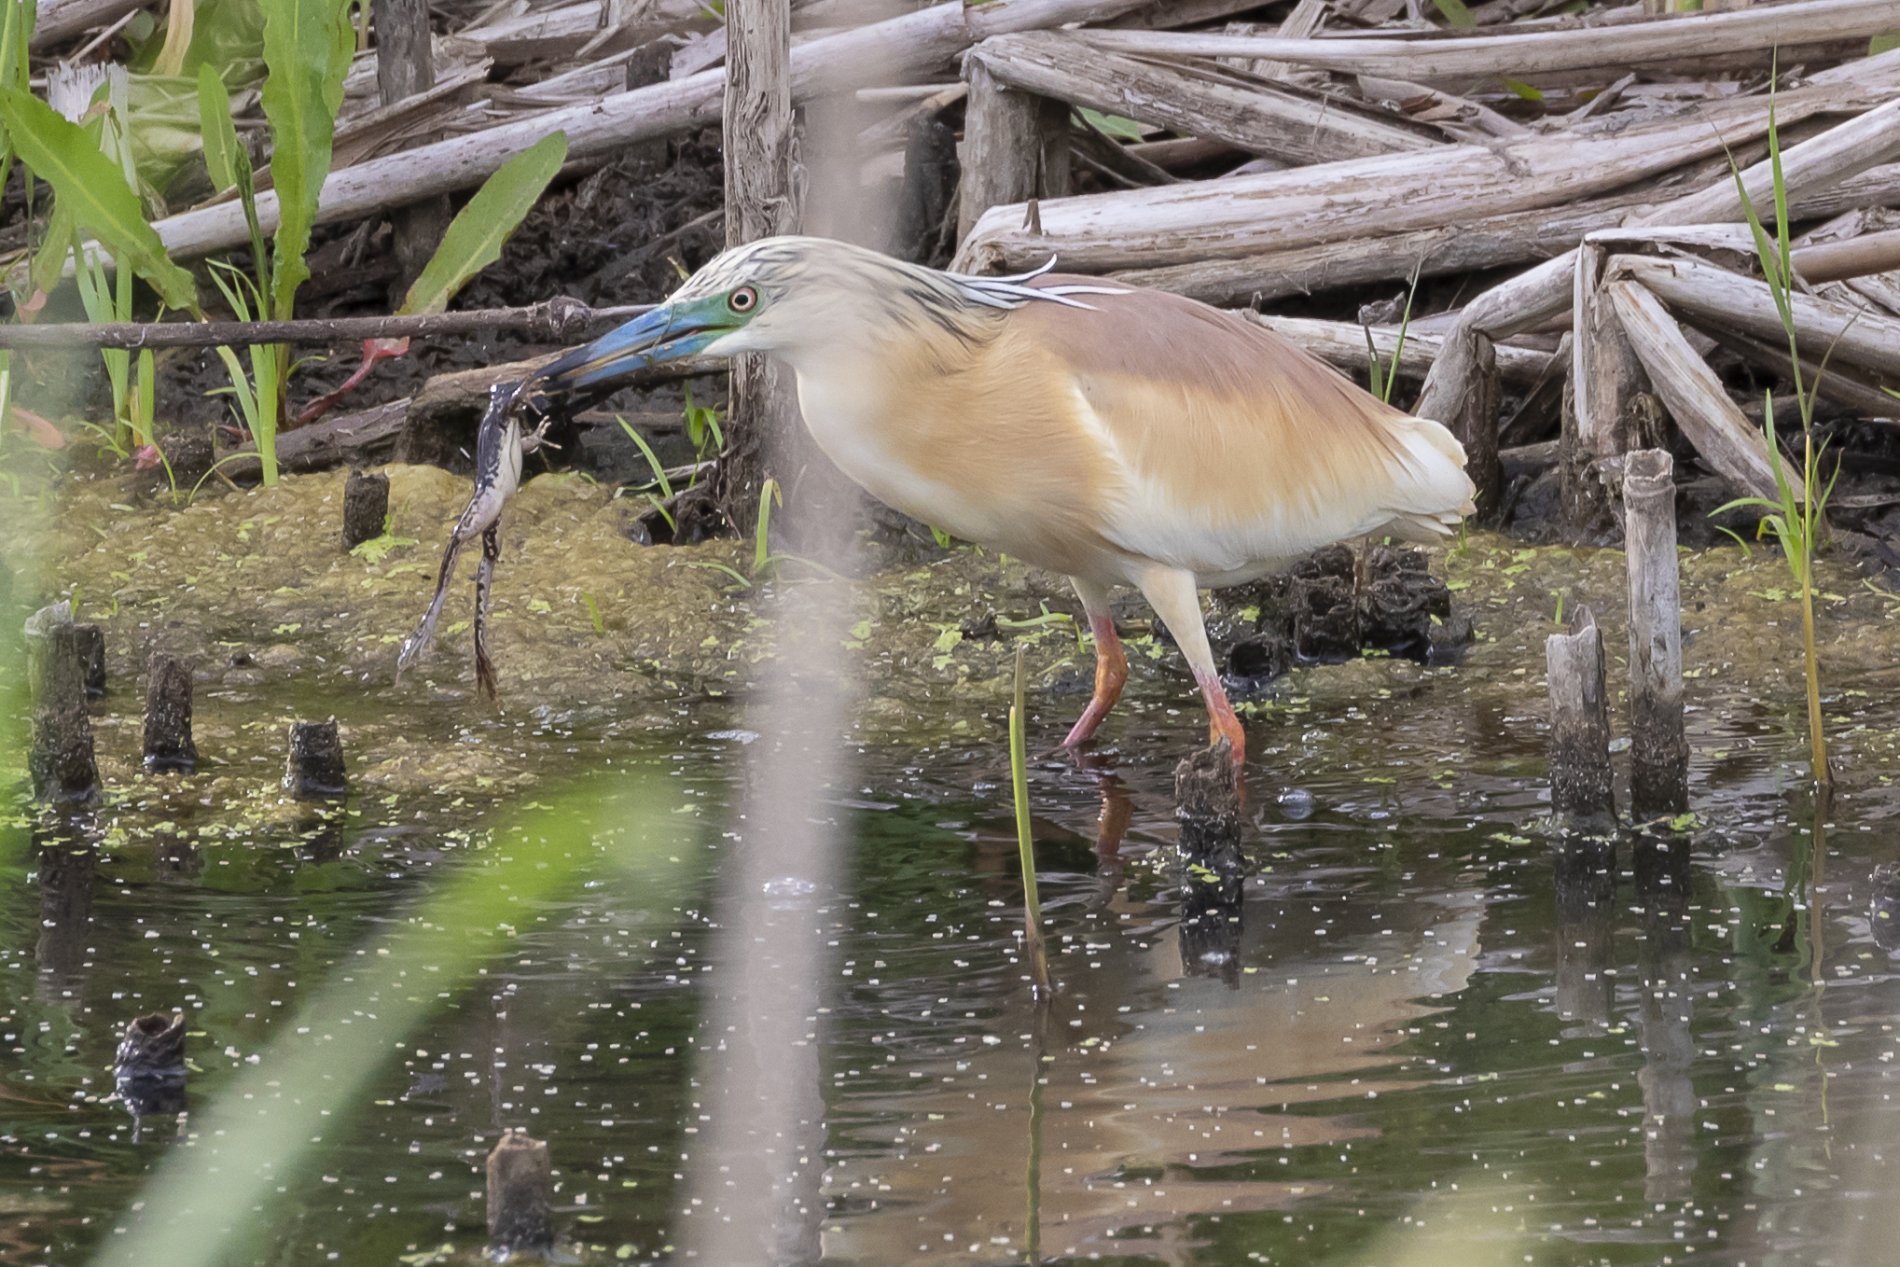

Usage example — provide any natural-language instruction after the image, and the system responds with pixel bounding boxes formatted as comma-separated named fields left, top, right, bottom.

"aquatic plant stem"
left=1010, top=647, right=1052, bottom=997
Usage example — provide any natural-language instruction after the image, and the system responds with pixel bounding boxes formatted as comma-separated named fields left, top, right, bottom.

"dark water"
left=4, top=674, right=1900, bottom=1267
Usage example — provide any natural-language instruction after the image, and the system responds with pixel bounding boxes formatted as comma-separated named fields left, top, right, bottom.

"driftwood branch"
left=1077, top=0, right=1900, bottom=83
left=967, top=30, right=1437, bottom=168
left=138, top=0, right=1155, bottom=265
left=956, top=78, right=1890, bottom=274
left=1605, top=278, right=1782, bottom=501
left=1613, top=252, right=1900, bottom=383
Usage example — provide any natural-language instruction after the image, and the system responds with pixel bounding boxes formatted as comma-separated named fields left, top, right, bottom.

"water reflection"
left=1634, top=839, right=1697, bottom=1206
left=1551, top=840, right=1615, bottom=1027
left=35, top=832, right=95, bottom=996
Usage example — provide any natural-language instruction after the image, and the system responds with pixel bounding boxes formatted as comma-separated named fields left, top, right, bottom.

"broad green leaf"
left=1431, top=0, right=1476, bottom=27
left=399, top=132, right=567, bottom=316
left=259, top=0, right=353, bottom=322
left=0, top=87, right=197, bottom=310
left=1872, top=33, right=1900, bottom=55
left=1077, top=107, right=1144, bottom=142
left=197, top=62, right=241, bottom=191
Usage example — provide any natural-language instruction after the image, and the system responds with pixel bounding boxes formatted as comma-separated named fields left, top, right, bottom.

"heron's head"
left=534, top=236, right=942, bottom=393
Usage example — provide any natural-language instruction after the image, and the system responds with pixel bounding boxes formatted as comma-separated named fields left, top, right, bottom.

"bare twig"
left=0, top=299, right=656, bottom=351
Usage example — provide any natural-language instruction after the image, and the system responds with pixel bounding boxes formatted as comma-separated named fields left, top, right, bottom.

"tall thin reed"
left=1009, top=647, right=1052, bottom=996
left=1713, top=80, right=1835, bottom=788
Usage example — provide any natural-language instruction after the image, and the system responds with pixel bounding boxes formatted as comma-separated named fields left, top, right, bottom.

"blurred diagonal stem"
left=87, top=773, right=690, bottom=1267
left=1011, top=647, right=1052, bottom=997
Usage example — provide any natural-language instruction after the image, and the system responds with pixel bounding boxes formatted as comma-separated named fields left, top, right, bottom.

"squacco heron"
left=536, top=236, right=1475, bottom=767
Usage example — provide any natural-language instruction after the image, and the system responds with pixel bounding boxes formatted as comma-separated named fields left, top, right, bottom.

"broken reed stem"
left=0, top=298, right=656, bottom=350
left=1009, top=647, right=1052, bottom=998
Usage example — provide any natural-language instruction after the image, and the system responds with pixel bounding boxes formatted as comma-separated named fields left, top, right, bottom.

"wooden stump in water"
left=30, top=624, right=99, bottom=804
left=487, top=1130, right=554, bottom=1255
left=143, top=654, right=198, bottom=773
left=1415, top=319, right=1502, bottom=523
left=285, top=720, right=347, bottom=797
left=1622, top=449, right=1689, bottom=818
left=341, top=468, right=390, bottom=550
left=1174, top=738, right=1242, bottom=861
left=73, top=623, right=105, bottom=697
left=1546, top=605, right=1615, bottom=826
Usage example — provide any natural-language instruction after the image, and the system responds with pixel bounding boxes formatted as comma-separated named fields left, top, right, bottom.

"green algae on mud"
left=4, top=463, right=1899, bottom=815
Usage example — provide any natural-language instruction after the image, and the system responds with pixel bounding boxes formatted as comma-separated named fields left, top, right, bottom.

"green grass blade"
left=197, top=63, right=244, bottom=192
left=615, top=414, right=674, bottom=500
left=0, top=87, right=198, bottom=310
left=399, top=132, right=567, bottom=316
left=259, top=0, right=353, bottom=322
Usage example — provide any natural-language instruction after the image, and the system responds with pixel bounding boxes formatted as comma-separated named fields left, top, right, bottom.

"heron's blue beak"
left=533, top=302, right=728, bottom=394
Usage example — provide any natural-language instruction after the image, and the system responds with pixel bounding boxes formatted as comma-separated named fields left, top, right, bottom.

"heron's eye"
left=729, top=286, right=759, bottom=313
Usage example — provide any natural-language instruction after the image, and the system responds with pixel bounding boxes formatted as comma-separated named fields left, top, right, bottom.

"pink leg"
left=1061, top=611, right=1129, bottom=749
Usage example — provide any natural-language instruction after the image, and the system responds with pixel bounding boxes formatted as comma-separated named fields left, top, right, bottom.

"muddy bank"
left=5, top=463, right=1898, bottom=818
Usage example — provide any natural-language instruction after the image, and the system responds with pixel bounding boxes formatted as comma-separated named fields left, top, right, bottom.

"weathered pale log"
left=956, top=82, right=1880, bottom=274
left=1254, top=313, right=1550, bottom=387
left=1414, top=323, right=1501, bottom=523
left=1614, top=253, right=1900, bottom=383
left=1564, top=240, right=1652, bottom=537
left=1245, top=0, right=1330, bottom=83
left=138, top=0, right=1152, bottom=264
left=713, top=0, right=801, bottom=528
left=956, top=59, right=1072, bottom=242
left=1700, top=325, right=1900, bottom=417
left=1104, top=167, right=1900, bottom=306
left=966, top=31, right=1435, bottom=170
left=1242, top=313, right=1555, bottom=387
left=1076, top=0, right=1900, bottom=82
left=1546, top=605, right=1615, bottom=826
left=1623, top=449, right=1689, bottom=820
left=1648, top=97, right=1900, bottom=227
left=1793, top=228, right=1900, bottom=285
left=30, top=0, right=153, bottom=48
left=1605, top=279, right=1781, bottom=501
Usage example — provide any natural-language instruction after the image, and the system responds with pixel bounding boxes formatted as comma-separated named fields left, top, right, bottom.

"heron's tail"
left=1372, top=414, right=1478, bottom=543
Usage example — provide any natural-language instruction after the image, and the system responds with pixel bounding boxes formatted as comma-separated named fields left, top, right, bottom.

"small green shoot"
left=582, top=592, right=606, bottom=636
left=1710, top=75, right=1834, bottom=789
left=1364, top=262, right=1421, bottom=405
left=1009, top=646, right=1052, bottom=999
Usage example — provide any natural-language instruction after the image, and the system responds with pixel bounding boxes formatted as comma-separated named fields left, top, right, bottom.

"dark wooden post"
left=711, top=0, right=800, bottom=532
left=486, top=1130, right=554, bottom=1255
left=143, top=654, right=197, bottom=772
left=342, top=468, right=390, bottom=549
left=1414, top=321, right=1501, bottom=523
left=372, top=0, right=450, bottom=298
left=1623, top=449, right=1689, bottom=818
left=957, top=55, right=1071, bottom=244
left=1546, top=605, right=1615, bottom=826
left=30, top=624, right=99, bottom=804
left=286, top=719, right=347, bottom=797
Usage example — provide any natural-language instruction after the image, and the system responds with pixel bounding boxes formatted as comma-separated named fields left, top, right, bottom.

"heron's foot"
left=1195, top=667, right=1248, bottom=775
left=1059, top=611, right=1129, bottom=751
